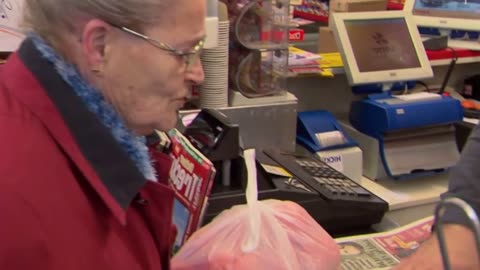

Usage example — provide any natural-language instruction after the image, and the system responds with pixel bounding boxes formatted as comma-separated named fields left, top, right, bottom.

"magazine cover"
left=167, top=129, right=216, bottom=254
left=286, top=50, right=342, bottom=77
left=336, top=216, right=434, bottom=270
left=288, top=46, right=322, bottom=66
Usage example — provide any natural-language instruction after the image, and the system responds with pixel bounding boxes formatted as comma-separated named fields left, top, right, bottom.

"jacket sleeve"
left=0, top=188, right=51, bottom=269
left=440, top=123, right=480, bottom=226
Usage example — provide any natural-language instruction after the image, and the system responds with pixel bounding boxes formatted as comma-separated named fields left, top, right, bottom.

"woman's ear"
left=80, top=19, right=112, bottom=73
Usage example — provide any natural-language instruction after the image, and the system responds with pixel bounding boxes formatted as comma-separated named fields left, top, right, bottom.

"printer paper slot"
left=383, top=125, right=454, bottom=142
left=392, top=92, right=442, bottom=102
left=297, top=110, right=357, bottom=153
left=315, top=131, right=347, bottom=149
left=382, top=125, right=459, bottom=177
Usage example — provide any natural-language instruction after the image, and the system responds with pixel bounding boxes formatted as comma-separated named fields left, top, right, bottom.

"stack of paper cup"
left=199, top=19, right=229, bottom=109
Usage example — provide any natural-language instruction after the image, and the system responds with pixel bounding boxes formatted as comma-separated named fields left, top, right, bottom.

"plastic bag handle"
left=241, top=149, right=261, bottom=252
left=244, top=149, right=258, bottom=204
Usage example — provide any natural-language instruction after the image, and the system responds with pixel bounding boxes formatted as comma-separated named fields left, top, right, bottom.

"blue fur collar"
left=29, top=33, right=156, bottom=181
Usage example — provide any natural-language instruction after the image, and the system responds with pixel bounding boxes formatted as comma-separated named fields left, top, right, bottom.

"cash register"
left=330, top=10, right=463, bottom=181
left=183, top=109, right=388, bottom=234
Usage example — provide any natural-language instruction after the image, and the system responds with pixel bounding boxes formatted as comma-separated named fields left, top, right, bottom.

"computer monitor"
left=404, top=0, right=480, bottom=50
left=331, top=11, right=433, bottom=86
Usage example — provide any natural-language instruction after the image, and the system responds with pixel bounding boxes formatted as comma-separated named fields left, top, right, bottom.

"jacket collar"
left=2, top=38, right=147, bottom=225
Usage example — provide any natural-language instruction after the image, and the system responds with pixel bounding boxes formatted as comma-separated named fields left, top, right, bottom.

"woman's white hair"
left=22, top=0, right=170, bottom=48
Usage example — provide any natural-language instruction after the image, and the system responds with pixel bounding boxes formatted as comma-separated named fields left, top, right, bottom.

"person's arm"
left=393, top=224, right=479, bottom=270
left=441, top=124, right=480, bottom=226
left=395, top=124, right=480, bottom=269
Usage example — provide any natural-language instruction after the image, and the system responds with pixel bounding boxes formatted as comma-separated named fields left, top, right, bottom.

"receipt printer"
left=296, top=110, right=363, bottom=183
left=347, top=92, right=462, bottom=180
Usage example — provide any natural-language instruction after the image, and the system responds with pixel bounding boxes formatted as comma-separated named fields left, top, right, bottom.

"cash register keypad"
left=263, top=149, right=379, bottom=205
left=295, top=159, right=371, bottom=197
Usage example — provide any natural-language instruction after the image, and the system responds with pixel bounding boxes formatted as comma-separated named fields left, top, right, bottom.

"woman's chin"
left=156, top=116, right=179, bottom=132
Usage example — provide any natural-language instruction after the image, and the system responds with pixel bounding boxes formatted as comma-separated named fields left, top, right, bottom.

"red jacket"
left=0, top=39, right=176, bottom=269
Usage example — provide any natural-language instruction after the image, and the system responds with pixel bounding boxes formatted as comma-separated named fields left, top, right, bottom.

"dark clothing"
left=441, top=123, right=480, bottom=226
left=0, top=39, right=175, bottom=269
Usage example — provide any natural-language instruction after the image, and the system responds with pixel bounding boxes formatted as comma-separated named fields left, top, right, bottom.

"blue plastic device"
left=296, top=110, right=357, bottom=153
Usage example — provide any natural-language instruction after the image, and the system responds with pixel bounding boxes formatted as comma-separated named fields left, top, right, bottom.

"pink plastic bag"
left=172, top=149, right=341, bottom=270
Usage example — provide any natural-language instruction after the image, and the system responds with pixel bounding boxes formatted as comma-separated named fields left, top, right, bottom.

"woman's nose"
left=186, top=57, right=205, bottom=85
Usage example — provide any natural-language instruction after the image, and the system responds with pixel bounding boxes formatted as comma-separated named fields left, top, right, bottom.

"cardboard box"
left=323, top=0, right=388, bottom=50
left=329, top=0, right=388, bottom=12
left=318, top=26, right=339, bottom=53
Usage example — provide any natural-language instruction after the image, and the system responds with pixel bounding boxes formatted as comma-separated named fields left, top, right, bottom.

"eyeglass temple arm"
left=434, top=197, right=480, bottom=270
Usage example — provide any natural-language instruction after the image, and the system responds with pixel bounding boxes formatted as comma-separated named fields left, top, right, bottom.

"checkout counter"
left=181, top=71, right=479, bottom=238
left=179, top=20, right=480, bottom=237
left=182, top=109, right=388, bottom=235
left=180, top=101, right=471, bottom=236
left=293, top=90, right=464, bottom=232
left=283, top=24, right=480, bottom=232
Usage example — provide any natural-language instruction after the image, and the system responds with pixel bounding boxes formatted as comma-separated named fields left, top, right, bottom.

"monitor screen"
left=404, top=0, right=480, bottom=50
left=405, top=0, right=480, bottom=30
left=345, top=18, right=422, bottom=72
left=331, top=11, right=433, bottom=85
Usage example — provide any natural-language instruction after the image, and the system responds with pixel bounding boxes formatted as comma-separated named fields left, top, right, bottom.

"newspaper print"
left=336, top=216, right=435, bottom=270
left=338, top=239, right=398, bottom=270
left=373, top=219, right=433, bottom=260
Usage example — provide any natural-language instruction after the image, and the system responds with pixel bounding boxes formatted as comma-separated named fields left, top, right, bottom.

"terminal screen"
left=412, top=0, right=480, bottom=20
left=344, top=18, right=422, bottom=72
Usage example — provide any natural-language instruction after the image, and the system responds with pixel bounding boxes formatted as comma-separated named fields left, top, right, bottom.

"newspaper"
left=335, top=216, right=435, bottom=270
left=167, top=129, right=216, bottom=254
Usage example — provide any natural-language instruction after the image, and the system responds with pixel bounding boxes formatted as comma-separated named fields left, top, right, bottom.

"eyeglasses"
left=119, top=26, right=205, bottom=72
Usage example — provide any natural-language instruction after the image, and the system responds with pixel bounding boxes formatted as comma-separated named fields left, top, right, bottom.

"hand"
left=393, top=224, right=480, bottom=270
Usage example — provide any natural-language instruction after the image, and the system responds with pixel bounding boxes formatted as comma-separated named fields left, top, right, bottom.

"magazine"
left=287, top=49, right=344, bottom=77
left=288, top=65, right=334, bottom=77
left=318, top=52, right=344, bottom=69
left=288, top=46, right=322, bottom=67
left=335, top=216, right=435, bottom=270
left=166, top=129, right=216, bottom=254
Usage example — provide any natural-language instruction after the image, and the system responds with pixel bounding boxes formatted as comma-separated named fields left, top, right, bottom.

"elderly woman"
left=0, top=0, right=205, bottom=269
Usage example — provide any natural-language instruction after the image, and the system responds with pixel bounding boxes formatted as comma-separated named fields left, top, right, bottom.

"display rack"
left=226, top=0, right=291, bottom=98
left=293, top=0, right=329, bottom=22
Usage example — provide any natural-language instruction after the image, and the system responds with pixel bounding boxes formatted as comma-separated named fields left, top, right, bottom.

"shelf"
left=293, top=11, right=328, bottom=23
left=288, top=52, right=480, bottom=78
left=430, top=56, right=480, bottom=66
left=387, top=2, right=404, bottom=10
left=294, top=1, right=404, bottom=22
left=427, top=49, right=480, bottom=66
